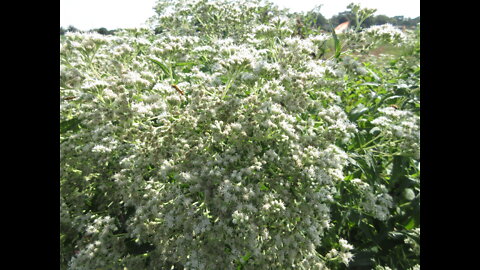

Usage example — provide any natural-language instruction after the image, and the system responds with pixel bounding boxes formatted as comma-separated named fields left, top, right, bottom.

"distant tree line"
left=295, top=6, right=419, bottom=33
left=60, top=6, right=419, bottom=36
left=328, top=13, right=419, bottom=29
left=60, top=25, right=118, bottom=35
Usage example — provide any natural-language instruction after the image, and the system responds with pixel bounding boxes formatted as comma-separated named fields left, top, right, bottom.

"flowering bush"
left=60, top=1, right=420, bottom=269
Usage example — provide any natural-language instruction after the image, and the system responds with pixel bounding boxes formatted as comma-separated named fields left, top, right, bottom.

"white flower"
left=339, top=238, right=354, bottom=251
left=232, top=210, right=249, bottom=224
left=91, top=145, right=111, bottom=153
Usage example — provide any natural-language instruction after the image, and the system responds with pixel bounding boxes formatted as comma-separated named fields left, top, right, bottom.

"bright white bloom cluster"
left=338, top=22, right=417, bottom=55
left=61, top=29, right=355, bottom=270
left=364, top=24, right=408, bottom=45
left=326, top=238, right=355, bottom=266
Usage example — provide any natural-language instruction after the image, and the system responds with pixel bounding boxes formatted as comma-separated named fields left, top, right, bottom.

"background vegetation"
left=60, top=4, right=419, bottom=36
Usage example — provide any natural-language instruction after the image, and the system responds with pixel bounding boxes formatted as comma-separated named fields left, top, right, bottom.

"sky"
left=60, top=0, right=420, bottom=31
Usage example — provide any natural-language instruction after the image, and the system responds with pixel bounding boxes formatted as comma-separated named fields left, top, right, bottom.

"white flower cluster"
left=350, top=180, right=394, bottom=220
left=372, top=107, right=420, bottom=159
left=404, top=227, right=420, bottom=256
left=325, top=238, right=355, bottom=266
left=61, top=26, right=355, bottom=268
left=148, top=0, right=288, bottom=40
left=67, top=215, right=122, bottom=270
left=364, top=24, right=408, bottom=45
left=337, top=23, right=417, bottom=54
left=376, top=264, right=420, bottom=270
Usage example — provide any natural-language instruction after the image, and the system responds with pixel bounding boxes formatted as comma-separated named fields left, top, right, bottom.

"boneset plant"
left=60, top=1, right=419, bottom=269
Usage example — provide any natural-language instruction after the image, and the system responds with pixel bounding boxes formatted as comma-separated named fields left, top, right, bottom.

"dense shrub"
left=60, top=1, right=420, bottom=269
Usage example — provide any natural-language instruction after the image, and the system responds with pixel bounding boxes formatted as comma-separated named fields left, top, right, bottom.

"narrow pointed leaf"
left=148, top=57, right=171, bottom=77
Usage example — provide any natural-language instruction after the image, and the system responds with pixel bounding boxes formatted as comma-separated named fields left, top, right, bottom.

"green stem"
left=399, top=201, right=411, bottom=208
left=370, top=149, right=404, bottom=157
left=222, top=65, right=245, bottom=99
left=360, top=134, right=383, bottom=148
left=360, top=139, right=404, bottom=152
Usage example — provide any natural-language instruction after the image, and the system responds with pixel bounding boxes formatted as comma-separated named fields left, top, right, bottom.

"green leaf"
left=332, top=30, right=342, bottom=59
left=350, top=251, right=376, bottom=268
left=369, top=127, right=381, bottom=135
left=60, top=118, right=81, bottom=134
left=364, top=152, right=377, bottom=176
left=359, top=82, right=380, bottom=86
left=241, top=251, right=251, bottom=263
left=404, top=218, right=415, bottom=230
left=383, top=95, right=404, bottom=102
left=403, top=188, right=415, bottom=201
left=259, top=183, right=269, bottom=191
left=390, top=156, right=409, bottom=183
left=388, top=231, right=404, bottom=239
left=175, top=62, right=195, bottom=67
left=358, top=220, right=375, bottom=240
left=365, top=67, right=381, bottom=81
left=349, top=103, right=369, bottom=121
left=148, top=57, right=171, bottom=77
